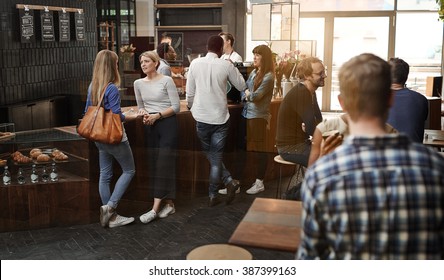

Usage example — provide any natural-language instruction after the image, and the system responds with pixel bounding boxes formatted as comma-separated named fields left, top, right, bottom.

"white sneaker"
left=246, top=179, right=265, bottom=194
left=140, top=209, right=157, bottom=224
left=108, top=214, right=134, bottom=228
left=99, top=205, right=113, bottom=227
left=158, top=204, right=176, bottom=218
left=218, top=187, right=241, bottom=195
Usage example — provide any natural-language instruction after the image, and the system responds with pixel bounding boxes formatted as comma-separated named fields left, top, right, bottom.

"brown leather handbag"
left=77, top=84, right=123, bottom=144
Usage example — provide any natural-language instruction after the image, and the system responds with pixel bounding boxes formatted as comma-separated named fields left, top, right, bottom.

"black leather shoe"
left=226, top=179, right=240, bottom=205
left=208, top=196, right=221, bottom=207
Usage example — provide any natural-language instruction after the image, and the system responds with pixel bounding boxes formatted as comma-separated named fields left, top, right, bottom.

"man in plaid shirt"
left=297, top=53, right=444, bottom=260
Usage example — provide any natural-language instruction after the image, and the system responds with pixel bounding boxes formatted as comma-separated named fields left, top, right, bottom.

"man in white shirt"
left=186, top=35, right=246, bottom=207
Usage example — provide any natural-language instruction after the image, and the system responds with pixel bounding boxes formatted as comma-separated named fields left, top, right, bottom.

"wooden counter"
left=0, top=99, right=287, bottom=232
left=107, top=98, right=288, bottom=214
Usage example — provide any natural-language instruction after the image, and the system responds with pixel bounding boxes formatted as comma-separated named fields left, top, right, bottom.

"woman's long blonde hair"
left=90, top=50, right=121, bottom=105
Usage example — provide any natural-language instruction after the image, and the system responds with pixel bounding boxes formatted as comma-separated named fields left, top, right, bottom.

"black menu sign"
left=19, top=8, right=35, bottom=43
left=58, top=11, right=70, bottom=42
left=74, top=12, right=85, bottom=41
left=40, top=10, right=55, bottom=42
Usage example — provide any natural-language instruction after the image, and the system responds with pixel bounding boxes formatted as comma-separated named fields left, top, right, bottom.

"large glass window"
left=330, top=16, right=390, bottom=110
left=300, top=18, right=325, bottom=106
left=397, top=0, right=438, bottom=10
left=395, top=12, right=442, bottom=93
left=246, top=0, right=443, bottom=111
left=297, top=0, right=395, bottom=11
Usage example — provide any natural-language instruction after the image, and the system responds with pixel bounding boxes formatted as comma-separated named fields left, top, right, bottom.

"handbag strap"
left=96, top=82, right=111, bottom=107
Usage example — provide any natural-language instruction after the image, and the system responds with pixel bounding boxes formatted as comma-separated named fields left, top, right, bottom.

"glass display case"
left=0, top=126, right=89, bottom=185
left=0, top=126, right=92, bottom=232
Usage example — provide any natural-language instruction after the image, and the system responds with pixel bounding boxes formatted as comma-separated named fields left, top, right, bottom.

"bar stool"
left=274, top=155, right=305, bottom=199
left=186, top=244, right=253, bottom=260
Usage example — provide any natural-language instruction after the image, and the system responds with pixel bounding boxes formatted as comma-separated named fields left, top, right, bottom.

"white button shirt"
left=186, top=52, right=246, bottom=125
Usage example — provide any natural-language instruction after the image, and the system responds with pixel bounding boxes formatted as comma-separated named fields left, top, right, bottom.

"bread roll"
left=36, top=154, right=51, bottom=162
left=54, top=152, right=68, bottom=161
left=30, top=151, right=42, bottom=159
left=30, top=148, right=42, bottom=154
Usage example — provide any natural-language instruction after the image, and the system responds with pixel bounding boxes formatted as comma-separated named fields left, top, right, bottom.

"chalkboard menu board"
left=58, top=11, right=70, bottom=42
left=40, top=10, right=55, bottom=42
left=19, top=8, right=35, bottom=43
left=73, top=12, right=85, bottom=41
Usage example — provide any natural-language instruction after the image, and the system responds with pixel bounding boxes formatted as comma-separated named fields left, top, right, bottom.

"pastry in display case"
left=0, top=123, right=15, bottom=142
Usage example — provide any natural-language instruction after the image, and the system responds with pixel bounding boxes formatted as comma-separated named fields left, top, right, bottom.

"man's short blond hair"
left=338, top=53, right=392, bottom=122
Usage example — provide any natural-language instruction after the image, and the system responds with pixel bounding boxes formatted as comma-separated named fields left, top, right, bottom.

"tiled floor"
left=0, top=179, right=296, bottom=260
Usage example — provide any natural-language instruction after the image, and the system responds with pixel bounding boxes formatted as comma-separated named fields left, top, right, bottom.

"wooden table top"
left=229, top=197, right=302, bottom=252
left=423, top=129, right=444, bottom=148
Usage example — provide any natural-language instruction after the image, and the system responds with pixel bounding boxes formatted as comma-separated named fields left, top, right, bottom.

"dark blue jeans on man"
left=195, top=120, right=235, bottom=198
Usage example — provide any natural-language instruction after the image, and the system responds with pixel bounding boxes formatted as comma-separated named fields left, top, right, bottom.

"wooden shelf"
left=155, top=25, right=222, bottom=30
left=155, top=3, right=223, bottom=9
left=16, top=4, right=83, bottom=13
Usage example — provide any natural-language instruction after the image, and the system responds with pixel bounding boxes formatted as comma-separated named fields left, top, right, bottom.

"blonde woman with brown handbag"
left=83, top=50, right=138, bottom=228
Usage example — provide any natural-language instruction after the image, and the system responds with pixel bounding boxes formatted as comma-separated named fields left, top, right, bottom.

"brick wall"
left=0, top=0, right=97, bottom=123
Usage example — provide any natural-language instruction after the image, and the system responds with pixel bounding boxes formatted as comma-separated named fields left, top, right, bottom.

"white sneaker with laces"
left=99, top=205, right=113, bottom=227
left=218, top=187, right=241, bottom=195
left=246, top=179, right=265, bottom=194
left=158, top=204, right=176, bottom=218
left=139, top=209, right=157, bottom=224
left=108, top=214, right=134, bottom=228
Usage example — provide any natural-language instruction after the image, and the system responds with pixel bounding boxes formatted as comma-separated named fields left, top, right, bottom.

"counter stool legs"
left=274, top=155, right=305, bottom=199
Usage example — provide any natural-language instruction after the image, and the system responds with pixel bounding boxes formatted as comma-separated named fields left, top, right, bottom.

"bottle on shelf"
left=50, top=162, right=58, bottom=182
left=41, top=165, right=49, bottom=183
left=30, top=164, right=39, bottom=183
left=17, top=167, right=26, bottom=185
left=2, top=165, right=11, bottom=186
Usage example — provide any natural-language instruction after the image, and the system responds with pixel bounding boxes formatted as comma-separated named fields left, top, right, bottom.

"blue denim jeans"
left=95, top=140, right=135, bottom=209
left=196, top=120, right=233, bottom=198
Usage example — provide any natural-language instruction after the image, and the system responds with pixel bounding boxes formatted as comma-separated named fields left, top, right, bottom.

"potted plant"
left=120, top=44, right=136, bottom=71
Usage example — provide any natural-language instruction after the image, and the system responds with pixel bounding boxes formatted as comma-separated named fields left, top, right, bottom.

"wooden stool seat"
left=274, top=155, right=305, bottom=199
left=186, top=244, right=253, bottom=260
left=274, top=155, right=297, bottom=166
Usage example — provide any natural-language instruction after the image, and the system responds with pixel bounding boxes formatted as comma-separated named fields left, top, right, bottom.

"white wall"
left=136, top=0, right=154, bottom=37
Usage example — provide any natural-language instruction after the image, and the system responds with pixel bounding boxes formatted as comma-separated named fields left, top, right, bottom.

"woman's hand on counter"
left=137, top=108, right=148, bottom=116
left=122, top=108, right=140, bottom=122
